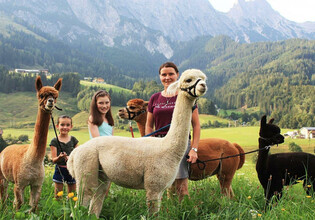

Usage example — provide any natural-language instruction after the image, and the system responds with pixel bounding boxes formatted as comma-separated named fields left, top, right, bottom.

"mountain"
left=227, top=0, right=314, bottom=42
left=0, top=0, right=314, bottom=59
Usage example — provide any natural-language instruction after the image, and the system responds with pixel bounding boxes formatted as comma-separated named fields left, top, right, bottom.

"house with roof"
left=300, top=127, right=315, bottom=139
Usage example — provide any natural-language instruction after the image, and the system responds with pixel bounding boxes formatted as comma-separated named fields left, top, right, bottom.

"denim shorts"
left=176, top=140, right=190, bottom=179
left=53, top=165, right=76, bottom=184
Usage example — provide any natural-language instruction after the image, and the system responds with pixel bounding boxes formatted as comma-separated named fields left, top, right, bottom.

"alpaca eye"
left=129, top=106, right=135, bottom=110
left=185, top=79, right=192, bottom=83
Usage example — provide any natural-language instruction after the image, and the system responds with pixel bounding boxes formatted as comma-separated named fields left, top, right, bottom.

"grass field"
left=2, top=125, right=315, bottom=219
left=1, top=158, right=315, bottom=219
left=3, top=126, right=314, bottom=155
left=1, top=92, right=315, bottom=219
left=80, top=80, right=133, bottom=93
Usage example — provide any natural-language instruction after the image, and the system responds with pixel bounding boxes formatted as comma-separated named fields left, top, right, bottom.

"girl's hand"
left=58, top=152, right=68, bottom=160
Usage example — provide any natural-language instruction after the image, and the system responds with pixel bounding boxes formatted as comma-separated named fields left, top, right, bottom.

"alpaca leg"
left=73, top=149, right=100, bottom=208
left=146, top=190, right=163, bottom=216
left=229, top=186, right=235, bottom=198
left=13, top=185, right=24, bottom=210
left=89, top=172, right=110, bottom=218
left=217, top=174, right=234, bottom=198
left=167, top=181, right=176, bottom=199
left=29, top=184, right=42, bottom=212
left=175, top=178, right=189, bottom=202
left=303, top=178, right=314, bottom=195
left=0, top=178, right=9, bottom=203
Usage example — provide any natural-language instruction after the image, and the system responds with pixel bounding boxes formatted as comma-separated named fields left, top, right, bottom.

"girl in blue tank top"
left=88, top=90, right=114, bottom=138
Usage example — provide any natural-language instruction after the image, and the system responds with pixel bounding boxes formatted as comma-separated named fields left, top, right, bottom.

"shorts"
left=53, top=165, right=76, bottom=184
left=176, top=140, right=190, bottom=179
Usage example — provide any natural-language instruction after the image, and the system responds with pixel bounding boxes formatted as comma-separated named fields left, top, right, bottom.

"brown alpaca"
left=118, top=98, right=245, bottom=198
left=0, top=76, right=62, bottom=211
left=118, top=99, right=148, bottom=137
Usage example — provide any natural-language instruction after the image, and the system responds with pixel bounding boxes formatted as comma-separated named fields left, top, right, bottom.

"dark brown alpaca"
left=118, top=98, right=245, bottom=198
left=0, top=76, right=62, bottom=211
left=257, top=115, right=315, bottom=205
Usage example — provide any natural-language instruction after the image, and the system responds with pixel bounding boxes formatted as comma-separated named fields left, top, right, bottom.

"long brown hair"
left=89, top=90, right=114, bottom=126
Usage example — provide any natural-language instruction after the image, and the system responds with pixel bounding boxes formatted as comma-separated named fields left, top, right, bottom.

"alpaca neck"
left=165, top=93, right=194, bottom=155
left=256, top=138, right=270, bottom=173
left=136, top=112, right=147, bottom=137
left=27, top=108, right=50, bottom=160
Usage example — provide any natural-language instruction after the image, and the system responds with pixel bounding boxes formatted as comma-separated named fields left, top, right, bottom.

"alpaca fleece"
left=0, top=76, right=62, bottom=211
left=67, top=69, right=207, bottom=217
left=118, top=98, right=245, bottom=198
left=256, top=115, right=315, bottom=205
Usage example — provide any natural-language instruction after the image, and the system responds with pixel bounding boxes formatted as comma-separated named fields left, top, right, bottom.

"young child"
left=88, top=90, right=114, bottom=138
left=50, top=115, right=78, bottom=198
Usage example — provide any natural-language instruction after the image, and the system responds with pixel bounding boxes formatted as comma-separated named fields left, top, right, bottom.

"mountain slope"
left=0, top=0, right=313, bottom=60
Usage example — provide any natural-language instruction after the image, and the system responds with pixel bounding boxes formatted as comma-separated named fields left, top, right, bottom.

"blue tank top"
left=89, top=122, right=113, bottom=139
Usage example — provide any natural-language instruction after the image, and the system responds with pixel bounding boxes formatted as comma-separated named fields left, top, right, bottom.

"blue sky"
left=208, top=0, right=315, bottom=23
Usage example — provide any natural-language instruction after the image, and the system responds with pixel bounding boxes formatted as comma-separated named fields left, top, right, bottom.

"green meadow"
left=1, top=92, right=315, bottom=219
left=80, top=81, right=133, bottom=93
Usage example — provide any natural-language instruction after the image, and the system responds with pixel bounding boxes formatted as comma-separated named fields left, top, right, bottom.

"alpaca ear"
left=260, top=115, right=267, bottom=127
left=268, top=118, right=275, bottom=124
left=166, top=81, right=179, bottom=96
left=144, top=101, right=149, bottom=108
left=54, top=78, right=62, bottom=91
left=35, top=76, right=43, bottom=92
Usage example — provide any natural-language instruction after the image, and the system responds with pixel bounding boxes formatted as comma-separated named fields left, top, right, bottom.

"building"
left=93, top=77, right=105, bottom=83
left=300, top=127, right=315, bottom=139
left=14, top=69, right=50, bottom=76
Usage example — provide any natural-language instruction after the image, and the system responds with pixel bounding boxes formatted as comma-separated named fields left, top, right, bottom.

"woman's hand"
left=187, top=149, right=198, bottom=163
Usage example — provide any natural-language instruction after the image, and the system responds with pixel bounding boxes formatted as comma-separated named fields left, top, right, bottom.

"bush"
left=288, top=142, right=303, bottom=152
left=18, top=134, right=29, bottom=142
left=4, top=134, right=18, bottom=145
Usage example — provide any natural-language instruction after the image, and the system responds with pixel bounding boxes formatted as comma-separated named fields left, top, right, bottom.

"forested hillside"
left=173, top=36, right=315, bottom=128
left=0, top=24, right=314, bottom=129
left=0, top=23, right=160, bottom=89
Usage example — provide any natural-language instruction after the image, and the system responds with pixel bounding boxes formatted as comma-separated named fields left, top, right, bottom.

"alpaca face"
left=179, top=69, right=207, bottom=98
left=35, top=76, right=62, bottom=112
left=118, top=99, right=148, bottom=120
left=259, top=115, right=284, bottom=146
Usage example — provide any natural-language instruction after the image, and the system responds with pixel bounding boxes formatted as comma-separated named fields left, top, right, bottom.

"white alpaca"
left=67, top=69, right=207, bottom=217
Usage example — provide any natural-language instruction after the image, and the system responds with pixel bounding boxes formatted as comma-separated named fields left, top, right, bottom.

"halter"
left=180, top=79, right=202, bottom=97
left=125, top=107, right=146, bottom=120
left=258, top=134, right=284, bottom=146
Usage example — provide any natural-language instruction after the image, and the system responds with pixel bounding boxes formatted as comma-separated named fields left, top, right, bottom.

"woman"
left=145, top=62, right=200, bottom=201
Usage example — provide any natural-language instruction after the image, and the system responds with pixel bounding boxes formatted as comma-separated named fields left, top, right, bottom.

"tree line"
left=0, top=66, right=80, bottom=95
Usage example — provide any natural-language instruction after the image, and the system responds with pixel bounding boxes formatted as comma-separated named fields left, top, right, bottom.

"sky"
left=208, top=0, right=315, bottom=23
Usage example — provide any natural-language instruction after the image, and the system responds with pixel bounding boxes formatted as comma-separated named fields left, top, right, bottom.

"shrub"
left=18, top=134, right=29, bottom=142
left=288, top=142, right=303, bottom=152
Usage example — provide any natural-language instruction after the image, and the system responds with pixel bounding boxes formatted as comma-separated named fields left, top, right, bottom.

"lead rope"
left=129, top=120, right=135, bottom=138
left=50, top=108, right=66, bottom=183
left=188, top=144, right=274, bottom=171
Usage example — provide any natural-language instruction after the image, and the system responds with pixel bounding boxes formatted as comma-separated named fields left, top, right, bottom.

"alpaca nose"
left=199, top=82, right=207, bottom=92
left=47, top=98, right=54, bottom=105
